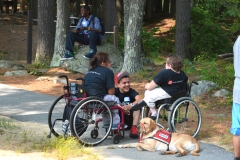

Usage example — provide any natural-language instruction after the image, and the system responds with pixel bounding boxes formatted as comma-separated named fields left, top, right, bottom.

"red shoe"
left=130, top=126, right=139, bottom=138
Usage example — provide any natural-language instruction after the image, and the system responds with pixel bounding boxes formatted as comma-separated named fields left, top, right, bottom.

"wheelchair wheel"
left=70, top=96, right=113, bottom=146
left=142, top=106, right=170, bottom=130
left=168, top=97, right=202, bottom=138
left=48, top=94, right=68, bottom=137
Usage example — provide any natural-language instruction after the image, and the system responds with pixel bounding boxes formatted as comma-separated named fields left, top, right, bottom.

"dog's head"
left=139, top=117, right=157, bottom=134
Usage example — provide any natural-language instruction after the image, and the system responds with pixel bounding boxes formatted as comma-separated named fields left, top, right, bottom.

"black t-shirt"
left=153, top=69, right=188, bottom=96
left=84, top=66, right=114, bottom=98
left=114, top=88, right=139, bottom=104
left=115, top=87, right=139, bottom=128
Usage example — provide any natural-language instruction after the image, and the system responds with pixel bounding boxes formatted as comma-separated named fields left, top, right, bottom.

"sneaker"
left=83, top=52, right=94, bottom=59
left=129, top=125, right=139, bottom=138
left=60, top=51, right=74, bottom=60
left=150, top=115, right=157, bottom=120
left=62, top=120, right=71, bottom=136
left=150, top=113, right=157, bottom=120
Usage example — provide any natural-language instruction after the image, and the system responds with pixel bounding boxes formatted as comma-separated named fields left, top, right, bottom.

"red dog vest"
left=153, top=130, right=172, bottom=144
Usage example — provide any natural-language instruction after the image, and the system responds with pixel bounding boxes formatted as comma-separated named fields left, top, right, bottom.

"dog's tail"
left=190, top=142, right=200, bottom=156
left=118, top=143, right=137, bottom=148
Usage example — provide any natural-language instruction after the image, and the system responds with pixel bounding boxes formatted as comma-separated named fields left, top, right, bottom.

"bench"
left=3, top=0, right=14, bottom=14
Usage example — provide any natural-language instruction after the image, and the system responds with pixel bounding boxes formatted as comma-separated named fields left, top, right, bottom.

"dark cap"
left=114, top=72, right=129, bottom=84
left=82, top=5, right=90, bottom=12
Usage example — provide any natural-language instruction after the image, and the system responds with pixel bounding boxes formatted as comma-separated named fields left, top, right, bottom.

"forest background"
left=0, top=0, right=240, bottom=159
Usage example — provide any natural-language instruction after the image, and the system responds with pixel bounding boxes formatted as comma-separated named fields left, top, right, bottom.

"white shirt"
left=233, top=36, right=240, bottom=103
left=82, top=18, right=89, bottom=34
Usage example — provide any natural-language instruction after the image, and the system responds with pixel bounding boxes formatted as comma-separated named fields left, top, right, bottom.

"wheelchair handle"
left=187, top=80, right=198, bottom=97
left=58, top=75, right=69, bottom=87
left=192, top=81, right=198, bottom=85
left=76, top=77, right=85, bottom=85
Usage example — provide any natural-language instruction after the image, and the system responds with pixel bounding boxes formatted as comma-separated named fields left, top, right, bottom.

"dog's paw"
left=118, top=145, right=124, bottom=148
left=159, top=151, right=165, bottom=155
left=175, top=153, right=182, bottom=157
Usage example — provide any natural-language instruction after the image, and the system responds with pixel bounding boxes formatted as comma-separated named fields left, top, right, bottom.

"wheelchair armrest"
left=155, top=90, right=187, bottom=108
left=104, top=101, right=116, bottom=107
left=155, top=99, right=171, bottom=107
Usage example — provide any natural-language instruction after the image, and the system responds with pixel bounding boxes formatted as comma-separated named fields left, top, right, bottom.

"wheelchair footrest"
left=103, top=124, right=128, bottom=130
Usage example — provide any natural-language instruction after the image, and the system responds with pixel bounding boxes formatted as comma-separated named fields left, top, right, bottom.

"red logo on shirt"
left=168, top=80, right=172, bottom=85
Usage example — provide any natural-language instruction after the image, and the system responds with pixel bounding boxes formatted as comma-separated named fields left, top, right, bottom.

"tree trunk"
left=156, top=0, right=162, bottom=13
left=163, top=0, right=169, bottom=15
left=19, top=0, right=26, bottom=13
left=170, top=0, right=176, bottom=14
left=116, top=0, right=123, bottom=26
left=35, top=0, right=55, bottom=66
left=145, top=0, right=152, bottom=20
left=13, top=0, right=17, bottom=13
left=91, top=0, right=101, bottom=17
left=85, top=0, right=89, bottom=6
left=103, top=0, right=117, bottom=32
left=50, top=0, right=70, bottom=67
left=122, top=0, right=145, bottom=73
left=32, top=0, right=38, bottom=25
left=175, top=0, right=191, bottom=60
left=27, top=0, right=32, bottom=10
left=75, top=0, right=80, bottom=17
left=123, top=0, right=130, bottom=37
left=0, top=0, right=3, bottom=13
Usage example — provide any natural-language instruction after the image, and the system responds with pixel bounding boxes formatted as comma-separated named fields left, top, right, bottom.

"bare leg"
left=233, top=135, right=240, bottom=158
left=132, top=110, right=140, bottom=126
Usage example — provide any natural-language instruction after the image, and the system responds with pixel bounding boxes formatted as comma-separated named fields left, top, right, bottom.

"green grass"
left=0, top=118, right=102, bottom=160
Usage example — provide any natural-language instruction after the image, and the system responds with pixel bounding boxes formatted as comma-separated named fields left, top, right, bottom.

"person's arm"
left=89, top=17, right=101, bottom=33
left=132, top=95, right=142, bottom=106
left=73, top=18, right=82, bottom=33
left=145, top=80, right=158, bottom=91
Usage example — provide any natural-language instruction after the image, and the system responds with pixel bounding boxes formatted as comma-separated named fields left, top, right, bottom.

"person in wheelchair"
left=114, top=72, right=142, bottom=138
left=84, top=52, right=121, bottom=127
left=131, top=55, right=188, bottom=120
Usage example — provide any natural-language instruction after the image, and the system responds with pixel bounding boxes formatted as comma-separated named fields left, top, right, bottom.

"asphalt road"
left=0, top=83, right=234, bottom=160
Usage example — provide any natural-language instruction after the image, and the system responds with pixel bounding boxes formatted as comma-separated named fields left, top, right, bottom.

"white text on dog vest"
left=153, top=130, right=172, bottom=144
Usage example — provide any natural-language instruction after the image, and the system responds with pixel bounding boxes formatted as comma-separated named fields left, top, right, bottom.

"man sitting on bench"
left=61, top=5, right=103, bottom=60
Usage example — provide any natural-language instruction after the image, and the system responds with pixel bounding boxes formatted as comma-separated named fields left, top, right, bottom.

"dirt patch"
left=0, top=13, right=38, bottom=62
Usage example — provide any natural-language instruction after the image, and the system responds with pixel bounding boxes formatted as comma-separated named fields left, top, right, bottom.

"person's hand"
left=122, top=104, right=132, bottom=115
left=80, top=26, right=88, bottom=31
left=72, top=28, right=80, bottom=33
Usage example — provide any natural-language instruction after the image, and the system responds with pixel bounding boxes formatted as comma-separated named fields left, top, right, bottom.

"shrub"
left=190, top=6, right=232, bottom=60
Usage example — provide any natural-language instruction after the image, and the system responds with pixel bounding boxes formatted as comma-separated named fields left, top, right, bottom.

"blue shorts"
left=230, top=103, right=240, bottom=136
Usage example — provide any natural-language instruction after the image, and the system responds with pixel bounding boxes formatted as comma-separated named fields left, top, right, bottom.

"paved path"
left=0, top=83, right=234, bottom=160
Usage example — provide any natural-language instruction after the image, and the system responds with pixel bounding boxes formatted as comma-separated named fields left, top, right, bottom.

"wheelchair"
left=141, top=81, right=202, bottom=138
left=47, top=75, right=127, bottom=146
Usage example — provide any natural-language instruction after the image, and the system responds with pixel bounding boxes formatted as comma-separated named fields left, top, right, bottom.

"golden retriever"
left=118, top=117, right=200, bottom=157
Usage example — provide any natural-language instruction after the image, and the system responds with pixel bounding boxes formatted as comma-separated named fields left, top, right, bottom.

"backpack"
left=79, top=16, right=105, bottom=35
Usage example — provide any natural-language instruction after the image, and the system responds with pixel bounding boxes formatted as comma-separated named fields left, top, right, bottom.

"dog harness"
left=138, top=122, right=172, bottom=151
left=152, top=130, right=172, bottom=151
